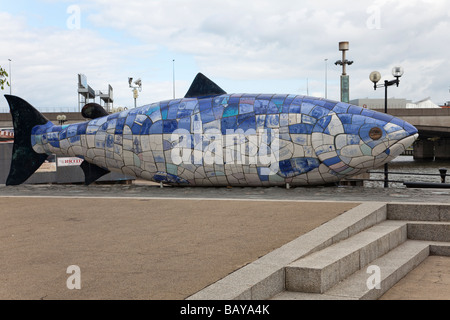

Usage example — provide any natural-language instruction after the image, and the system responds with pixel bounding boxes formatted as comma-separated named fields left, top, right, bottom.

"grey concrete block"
left=271, top=291, right=356, bottom=300
left=388, top=203, right=450, bottom=222
left=407, top=222, right=450, bottom=242
left=285, top=220, right=406, bottom=294
left=429, top=242, right=450, bottom=256
left=250, top=268, right=285, bottom=300
left=326, top=240, right=429, bottom=300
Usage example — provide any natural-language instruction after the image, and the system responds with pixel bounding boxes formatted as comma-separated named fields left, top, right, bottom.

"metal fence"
left=344, top=168, right=450, bottom=188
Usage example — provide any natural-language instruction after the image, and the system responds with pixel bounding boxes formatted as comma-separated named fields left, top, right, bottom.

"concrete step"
left=273, top=240, right=430, bottom=300
left=429, top=241, right=450, bottom=256
left=285, top=220, right=407, bottom=294
left=325, top=240, right=430, bottom=300
left=388, top=203, right=450, bottom=222
left=407, top=221, right=450, bottom=242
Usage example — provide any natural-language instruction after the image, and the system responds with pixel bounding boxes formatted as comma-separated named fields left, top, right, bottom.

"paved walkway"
left=0, top=196, right=356, bottom=299
left=0, top=182, right=449, bottom=300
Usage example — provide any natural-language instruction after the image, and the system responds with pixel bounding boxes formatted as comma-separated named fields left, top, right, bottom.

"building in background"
left=350, top=97, right=441, bottom=110
left=350, top=98, right=411, bottom=110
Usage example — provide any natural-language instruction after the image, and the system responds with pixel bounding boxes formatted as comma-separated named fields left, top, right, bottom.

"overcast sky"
left=1, top=0, right=449, bottom=112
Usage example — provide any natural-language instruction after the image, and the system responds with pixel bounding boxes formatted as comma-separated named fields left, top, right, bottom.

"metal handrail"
left=368, top=171, right=449, bottom=177
left=347, top=168, right=450, bottom=186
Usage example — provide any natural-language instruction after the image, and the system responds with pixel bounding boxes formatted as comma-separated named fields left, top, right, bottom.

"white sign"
left=58, top=157, right=83, bottom=167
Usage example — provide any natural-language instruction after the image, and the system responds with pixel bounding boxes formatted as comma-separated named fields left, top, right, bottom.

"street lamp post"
left=335, top=41, right=353, bottom=103
left=57, top=114, right=67, bottom=125
left=324, top=58, right=328, bottom=99
left=8, top=59, right=11, bottom=95
left=173, top=59, right=175, bottom=99
left=369, top=66, right=404, bottom=188
left=128, top=77, right=142, bottom=108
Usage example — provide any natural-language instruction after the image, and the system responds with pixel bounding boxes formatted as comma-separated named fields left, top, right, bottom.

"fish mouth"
left=386, top=133, right=419, bottom=157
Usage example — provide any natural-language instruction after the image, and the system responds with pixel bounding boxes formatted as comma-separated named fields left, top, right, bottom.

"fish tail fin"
left=4, top=95, right=51, bottom=185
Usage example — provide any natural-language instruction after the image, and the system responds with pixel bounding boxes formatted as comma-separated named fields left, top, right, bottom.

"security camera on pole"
left=335, top=41, right=353, bottom=103
left=128, top=77, right=142, bottom=108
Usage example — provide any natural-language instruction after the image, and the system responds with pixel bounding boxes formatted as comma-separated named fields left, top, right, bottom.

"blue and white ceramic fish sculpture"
left=5, top=73, right=418, bottom=186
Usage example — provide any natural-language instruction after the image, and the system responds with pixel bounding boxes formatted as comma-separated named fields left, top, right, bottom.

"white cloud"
left=85, top=0, right=450, bottom=103
left=1, top=0, right=450, bottom=113
left=0, top=11, right=141, bottom=111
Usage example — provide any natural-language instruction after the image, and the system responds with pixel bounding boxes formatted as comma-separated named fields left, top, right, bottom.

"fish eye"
left=369, top=127, right=383, bottom=140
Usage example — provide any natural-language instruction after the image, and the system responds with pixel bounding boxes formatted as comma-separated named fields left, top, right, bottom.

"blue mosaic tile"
left=149, top=120, right=163, bottom=134
left=316, top=116, right=332, bottom=130
left=254, top=99, right=269, bottom=115
left=107, top=112, right=119, bottom=120
left=200, top=108, right=215, bottom=123
left=332, top=102, right=350, bottom=114
left=223, top=104, right=239, bottom=118
left=66, top=125, right=78, bottom=138
left=237, top=115, right=256, bottom=131
left=310, top=106, right=330, bottom=119
left=177, top=117, right=191, bottom=131
left=337, top=113, right=353, bottom=124
left=131, top=122, right=142, bottom=134
left=289, top=123, right=313, bottom=134
left=69, top=135, right=80, bottom=144
left=239, top=101, right=254, bottom=114
left=162, top=120, right=178, bottom=133
left=300, top=102, right=315, bottom=115
left=347, top=105, right=362, bottom=115
left=115, top=117, right=126, bottom=135
left=289, top=103, right=301, bottom=114
left=213, top=104, right=224, bottom=119
left=59, top=128, right=68, bottom=140
left=140, top=118, right=152, bottom=135
left=265, top=114, right=280, bottom=128
left=323, top=156, right=342, bottom=167
left=161, top=106, right=169, bottom=120
left=343, top=124, right=362, bottom=135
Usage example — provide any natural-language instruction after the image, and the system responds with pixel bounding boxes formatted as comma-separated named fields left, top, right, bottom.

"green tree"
left=0, top=66, right=10, bottom=90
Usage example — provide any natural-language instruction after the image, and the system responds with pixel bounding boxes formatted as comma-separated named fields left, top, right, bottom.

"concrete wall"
left=413, top=140, right=434, bottom=160
left=0, top=143, right=134, bottom=185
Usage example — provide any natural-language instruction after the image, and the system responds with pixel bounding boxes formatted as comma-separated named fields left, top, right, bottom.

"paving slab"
left=379, top=255, right=450, bottom=300
left=0, top=196, right=355, bottom=300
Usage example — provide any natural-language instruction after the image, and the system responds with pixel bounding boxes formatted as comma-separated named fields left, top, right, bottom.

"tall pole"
left=336, top=41, right=353, bottom=103
left=8, top=59, right=11, bottom=95
left=384, top=81, right=389, bottom=188
left=172, top=59, right=175, bottom=99
left=324, top=58, right=328, bottom=99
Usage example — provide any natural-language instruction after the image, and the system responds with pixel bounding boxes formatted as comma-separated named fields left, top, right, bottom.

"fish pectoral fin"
left=184, top=73, right=227, bottom=98
left=81, top=103, right=109, bottom=119
left=80, top=160, right=110, bottom=185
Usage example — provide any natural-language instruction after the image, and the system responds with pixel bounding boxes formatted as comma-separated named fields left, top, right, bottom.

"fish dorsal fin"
left=82, top=103, right=109, bottom=119
left=184, top=73, right=227, bottom=98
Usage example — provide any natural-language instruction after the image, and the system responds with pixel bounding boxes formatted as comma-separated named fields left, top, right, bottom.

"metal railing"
left=344, top=168, right=450, bottom=187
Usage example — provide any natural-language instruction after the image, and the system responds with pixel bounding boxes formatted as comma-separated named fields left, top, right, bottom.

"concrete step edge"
left=407, top=221, right=450, bottom=242
left=387, top=203, right=450, bottom=222
left=187, top=202, right=387, bottom=300
left=323, top=240, right=430, bottom=300
left=285, top=221, right=407, bottom=293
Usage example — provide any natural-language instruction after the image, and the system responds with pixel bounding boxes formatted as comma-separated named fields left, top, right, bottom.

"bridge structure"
left=380, top=108, right=450, bottom=160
